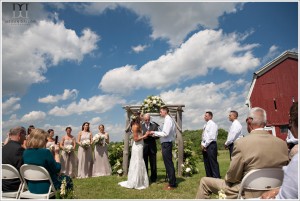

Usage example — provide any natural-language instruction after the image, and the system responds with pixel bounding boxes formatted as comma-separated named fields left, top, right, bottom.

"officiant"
left=142, top=113, right=159, bottom=183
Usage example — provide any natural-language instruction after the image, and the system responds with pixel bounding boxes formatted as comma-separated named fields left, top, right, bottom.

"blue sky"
left=2, top=2, right=298, bottom=142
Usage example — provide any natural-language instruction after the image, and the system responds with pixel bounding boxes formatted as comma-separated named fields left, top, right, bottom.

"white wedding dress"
left=118, top=139, right=149, bottom=190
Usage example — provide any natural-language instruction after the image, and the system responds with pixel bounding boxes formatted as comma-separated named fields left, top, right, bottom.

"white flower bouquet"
left=64, top=145, right=74, bottom=154
left=48, top=144, right=55, bottom=151
left=93, top=134, right=106, bottom=146
left=141, top=95, right=165, bottom=114
left=117, top=169, right=123, bottom=176
left=217, top=189, right=227, bottom=199
left=181, top=159, right=193, bottom=177
left=81, top=139, right=91, bottom=149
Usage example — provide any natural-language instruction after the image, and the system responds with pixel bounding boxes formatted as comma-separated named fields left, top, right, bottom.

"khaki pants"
left=196, top=177, right=264, bottom=199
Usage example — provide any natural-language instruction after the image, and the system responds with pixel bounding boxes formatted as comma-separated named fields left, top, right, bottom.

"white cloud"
left=2, top=114, right=22, bottom=132
left=160, top=80, right=250, bottom=135
left=132, top=44, right=148, bottom=53
left=123, top=2, right=242, bottom=46
left=3, top=20, right=99, bottom=95
left=2, top=110, right=47, bottom=133
left=48, top=95, right=125, bottom=116
left=20, top=111, right=47, bottom=123
left=261, top=45, right=279, bottom=64
left=78, top=2, right=242, bottom=46
left=75, top=2, right=118, bottom=15
left=90, top=117, right=102, bottom=125
left=2, top=97, right=21, bottom=114
left=99, top=29, right=260, bottom=94
left=38, top=89, right=79, bottom=104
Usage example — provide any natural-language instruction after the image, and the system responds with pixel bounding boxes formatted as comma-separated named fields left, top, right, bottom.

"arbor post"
left=122, top=108, right=131, bottom=176
left=176, top=107, right=183, bottom=176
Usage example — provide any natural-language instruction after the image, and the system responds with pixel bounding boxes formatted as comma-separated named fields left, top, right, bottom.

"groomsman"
left=201, top=111, right=220, bottom=179
left=142, top=113, right=158, bottom=183
left=224, top=110, right=243, bottom=160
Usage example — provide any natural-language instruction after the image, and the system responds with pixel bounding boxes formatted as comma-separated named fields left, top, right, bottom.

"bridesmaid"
left=92, top=124, right=112, bottom=177
left=60, top=127, right=77, bottom=178
left=23, top=125, right=35, bottom=148
left=46, top=129, right=56, bottom=155
left=77, top=122, right=93, bottom=178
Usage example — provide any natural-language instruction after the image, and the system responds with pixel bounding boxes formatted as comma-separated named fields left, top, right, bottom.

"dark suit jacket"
left=142, top=122, right=158, bottom=152
left=2, top=140, right=25, bottom=192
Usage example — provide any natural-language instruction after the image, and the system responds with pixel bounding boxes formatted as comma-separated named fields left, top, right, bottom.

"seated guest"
left=196, top=107, right=289, bottom=199
left=261, top=102, right=298, bottom=199
left=2, top=126, right=26, bottom=192
left=23, top=128, right=73, bottom=194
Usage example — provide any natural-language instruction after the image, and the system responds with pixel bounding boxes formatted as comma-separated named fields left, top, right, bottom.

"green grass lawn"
left=73, top=150, right=230, bottom=199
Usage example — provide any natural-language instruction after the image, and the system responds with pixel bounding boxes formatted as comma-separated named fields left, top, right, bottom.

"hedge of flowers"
left=174, top=140, right=199, bottom=177
left=108, top=143, right=124, bottom=176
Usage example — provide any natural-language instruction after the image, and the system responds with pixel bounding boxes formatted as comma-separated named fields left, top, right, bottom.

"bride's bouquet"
left=93, top=134, right=106, bottom=146
left=64, top=145, right=74, bottom=154
left=81, top=139, right=91, bottom=149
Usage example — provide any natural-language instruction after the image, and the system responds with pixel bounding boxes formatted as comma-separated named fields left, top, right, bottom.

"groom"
left=142, top=113, right=158, bottom=183
left=148, top=106, right=177, bottom=190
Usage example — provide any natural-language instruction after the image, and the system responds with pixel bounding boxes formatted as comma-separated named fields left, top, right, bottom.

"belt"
left=161, top=141, right=172, bottom=144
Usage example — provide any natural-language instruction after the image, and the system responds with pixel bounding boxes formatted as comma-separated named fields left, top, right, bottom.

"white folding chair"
left=2, top=164, right=24, bottom=199
left=19, top=164, right=56, bottom=199
left=237, top=168, right=284, bottom=199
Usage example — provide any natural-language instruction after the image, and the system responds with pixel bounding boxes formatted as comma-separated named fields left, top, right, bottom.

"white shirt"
left=225, top=119, right=243, bottom=146
left=286, top=129, right=298, bottom=144
left=201, top=119, right=218, bottom=148
left=276, top=153, right=298, bottom=199
left=154, top=115, right=176, bottom=143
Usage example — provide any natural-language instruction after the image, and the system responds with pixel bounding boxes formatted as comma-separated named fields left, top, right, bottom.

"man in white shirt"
left=149, top=106, right=177, bottom=190
left=201, top=111, right=220, bottom=178
left=224, top=110, right=243, bottom=160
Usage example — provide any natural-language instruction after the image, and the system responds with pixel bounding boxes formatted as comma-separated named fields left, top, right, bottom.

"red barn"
left=246, top=51, right=298, bottom=140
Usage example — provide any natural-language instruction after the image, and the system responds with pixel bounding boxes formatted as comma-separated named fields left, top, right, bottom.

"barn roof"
left=245, top=50, right=298, bottom=107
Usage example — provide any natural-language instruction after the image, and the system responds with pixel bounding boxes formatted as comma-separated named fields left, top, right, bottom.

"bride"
left=118, top=114, right=150, bottom=190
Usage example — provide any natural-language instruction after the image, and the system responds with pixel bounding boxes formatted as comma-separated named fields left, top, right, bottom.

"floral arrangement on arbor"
left=140, top=95, right=165, bottom=114
left=174, top=140, right=199, bottom=177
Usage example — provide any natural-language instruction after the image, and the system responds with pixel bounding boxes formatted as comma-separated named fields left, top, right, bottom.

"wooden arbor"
left=122, top=104, right=185, bottom=176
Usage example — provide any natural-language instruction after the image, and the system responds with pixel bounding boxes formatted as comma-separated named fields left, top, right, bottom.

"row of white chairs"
left=2, top=164, right=283, bottom=199
left=2, top=164, right=56, bottom=199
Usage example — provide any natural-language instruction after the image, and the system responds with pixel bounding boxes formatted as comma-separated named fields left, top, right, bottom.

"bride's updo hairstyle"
left=130, top=112, right=141, bottom=127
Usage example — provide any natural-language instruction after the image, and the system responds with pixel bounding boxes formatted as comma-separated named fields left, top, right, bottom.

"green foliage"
left=55, top=189, right=76, bottom=199
left=55, top=177, right=76, bottom=199
left=108, top=142, right=124, bottom=175
left=174, top=140, right=199, bottom=177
